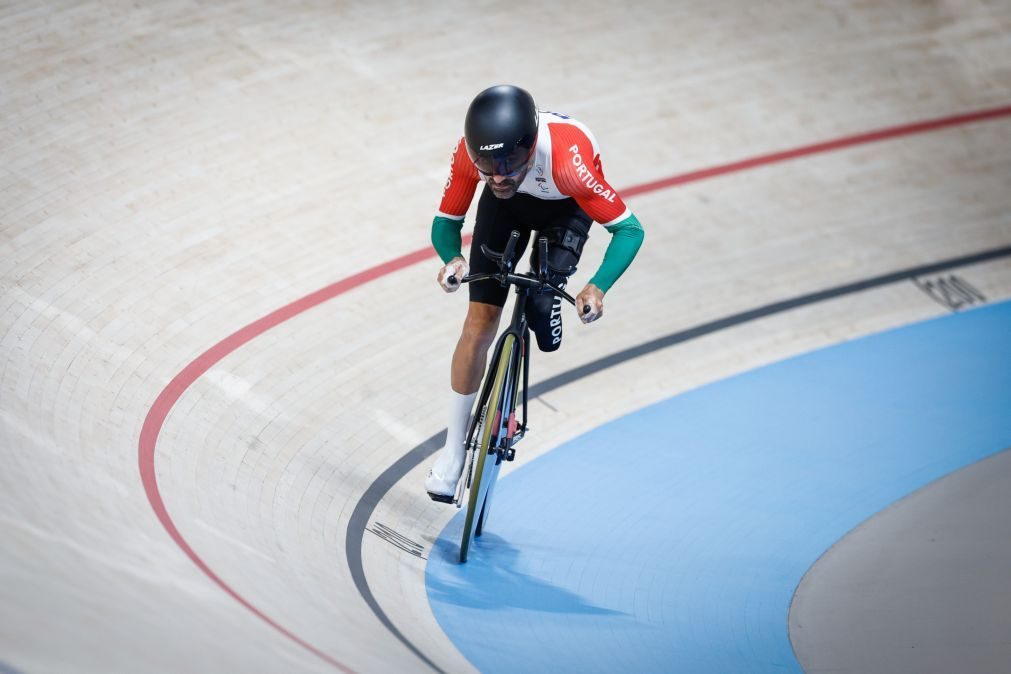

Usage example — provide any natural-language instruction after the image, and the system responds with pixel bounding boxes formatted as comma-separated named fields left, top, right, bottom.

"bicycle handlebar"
left=448, top=230, right=593, bottom=314
left=460, top=270, right=579, bottom=306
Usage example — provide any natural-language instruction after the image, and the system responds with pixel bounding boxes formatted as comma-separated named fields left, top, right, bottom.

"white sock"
left=433, top=390, right=478, bottom=474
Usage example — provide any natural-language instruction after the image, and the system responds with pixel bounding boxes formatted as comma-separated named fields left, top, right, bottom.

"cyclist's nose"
left=490, top=173, right=511, bottom=184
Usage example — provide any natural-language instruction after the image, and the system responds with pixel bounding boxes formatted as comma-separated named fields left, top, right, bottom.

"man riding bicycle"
left=425, top=84, right=645, bottom=500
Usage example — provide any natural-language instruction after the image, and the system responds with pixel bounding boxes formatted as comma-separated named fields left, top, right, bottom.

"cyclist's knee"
left=461, top=302, right=501, bottom=347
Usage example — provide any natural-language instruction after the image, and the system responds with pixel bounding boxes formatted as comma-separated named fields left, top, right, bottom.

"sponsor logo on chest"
left=534, top=164, right=549, bottom=192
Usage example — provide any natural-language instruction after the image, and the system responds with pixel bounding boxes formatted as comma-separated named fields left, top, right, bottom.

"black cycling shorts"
left=469, top=185, right=592, bottom=352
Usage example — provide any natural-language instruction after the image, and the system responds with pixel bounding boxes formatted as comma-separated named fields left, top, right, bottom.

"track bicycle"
left=444, top=230, right=587, bottom=563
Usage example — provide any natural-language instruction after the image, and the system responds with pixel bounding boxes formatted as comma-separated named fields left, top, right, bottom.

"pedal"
left=505, top=448, right=515, bottom=461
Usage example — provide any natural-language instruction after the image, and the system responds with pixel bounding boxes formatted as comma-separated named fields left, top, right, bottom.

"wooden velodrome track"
left=2, top=1, right=1010, bottom=672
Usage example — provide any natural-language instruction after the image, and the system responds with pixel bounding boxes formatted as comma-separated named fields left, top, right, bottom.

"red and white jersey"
left=438, top=111, right=631, bottom=227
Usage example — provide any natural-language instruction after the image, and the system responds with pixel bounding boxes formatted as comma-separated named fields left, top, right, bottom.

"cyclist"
left=426, top=84, right=645, bottom=500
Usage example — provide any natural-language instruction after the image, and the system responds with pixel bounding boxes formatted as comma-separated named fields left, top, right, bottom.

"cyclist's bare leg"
left=451, top=301, right=503, bottom=393
left=426, top=301, right=503, bottom=498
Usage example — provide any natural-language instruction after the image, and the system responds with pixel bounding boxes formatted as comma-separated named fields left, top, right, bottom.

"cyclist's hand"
left=576, top=283, right=604, bottom=323
left=438, top=257, right=469, bottom=293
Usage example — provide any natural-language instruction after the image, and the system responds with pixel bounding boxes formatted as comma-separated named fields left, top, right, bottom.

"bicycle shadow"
left=427, top=532, right=624, bottom=616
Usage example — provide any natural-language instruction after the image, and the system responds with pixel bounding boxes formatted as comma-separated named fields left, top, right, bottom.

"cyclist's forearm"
left=588, top=213, right=644, bottom=293
left=431, top=215, right=465, bottom=263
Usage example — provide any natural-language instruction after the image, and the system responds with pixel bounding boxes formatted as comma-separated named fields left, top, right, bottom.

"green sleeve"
left=431, top=216, right=464, bottom=264
left=588, top=213, right=645, bottom=293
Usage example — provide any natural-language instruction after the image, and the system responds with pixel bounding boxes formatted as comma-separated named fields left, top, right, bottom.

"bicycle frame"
left=453, top=230, right=577, bottom=561
left=454, top=281, right=531, bottom=506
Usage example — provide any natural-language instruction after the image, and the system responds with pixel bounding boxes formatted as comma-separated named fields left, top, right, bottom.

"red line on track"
left=137, top=104, right=1011, bottom=673
left=622, top=105, right=1011, bottom=197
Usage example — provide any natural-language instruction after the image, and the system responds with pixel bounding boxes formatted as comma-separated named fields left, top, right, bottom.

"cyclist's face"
left=482, top=156, right=533, bottom=199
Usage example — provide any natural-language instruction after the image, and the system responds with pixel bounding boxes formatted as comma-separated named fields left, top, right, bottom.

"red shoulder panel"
left=438, top=137, right=480, bottom=218
left=549, top=122, right=627, bottom=225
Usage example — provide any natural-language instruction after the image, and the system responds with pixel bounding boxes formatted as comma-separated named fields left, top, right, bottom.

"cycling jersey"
left=432, top=111, right=644, bottom=293
left=438, top=111, right=631, bottom=226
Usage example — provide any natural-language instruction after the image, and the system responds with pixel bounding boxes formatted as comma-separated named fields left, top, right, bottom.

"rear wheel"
left=474, top=492, right=489, bottom=538
left=477, top=334, right=526, bottom=537
left=475, top=456, right=501, bottom=537
left=460, top=334, right=515, bottom=563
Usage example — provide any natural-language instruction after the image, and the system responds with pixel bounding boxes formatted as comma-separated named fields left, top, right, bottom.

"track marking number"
left=912, top=274, right=986, bottom=311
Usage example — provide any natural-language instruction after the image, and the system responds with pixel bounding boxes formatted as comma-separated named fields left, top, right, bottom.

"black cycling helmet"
left=464, top=85, right=538, bottom=177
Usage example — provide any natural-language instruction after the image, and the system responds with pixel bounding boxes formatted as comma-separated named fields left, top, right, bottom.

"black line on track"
left=345, top=430, right=448, bottom=673
left=345, top=243, right=1011, bottom=672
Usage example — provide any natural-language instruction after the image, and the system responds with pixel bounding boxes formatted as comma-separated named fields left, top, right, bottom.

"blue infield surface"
left=426, top=300, right=1011, bottom=673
